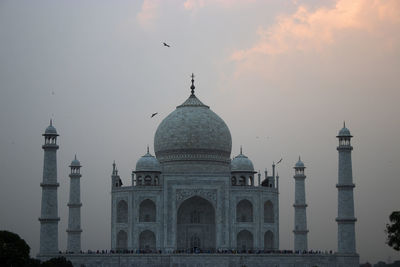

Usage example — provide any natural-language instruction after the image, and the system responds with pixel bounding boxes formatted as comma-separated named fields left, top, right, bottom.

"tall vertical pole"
left=67, top=155, right=82, bottom=253
left=39, top=120, right=60, bottom=255
left=336, top=123, right=357, bottom=254
left=293, top=157, right=308, bottom=251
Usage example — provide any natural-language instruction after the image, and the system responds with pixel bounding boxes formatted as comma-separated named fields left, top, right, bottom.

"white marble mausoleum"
left=37, top=75, right=359, bottom=267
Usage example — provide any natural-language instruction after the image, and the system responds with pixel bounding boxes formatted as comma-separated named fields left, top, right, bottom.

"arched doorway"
left=139, top=199, right=156, bottom=222
left=264, top=230, right=274, bottom=250
left=237, top=230, right=253, bottom=251
left=264, top=201, right=274, bottom=223
left=116, top=230, right=127, bottom=250
left=117, top=200, right=128, bottom=223
left=177, top=196, right=215, bottom=250
left=139, top=230, right=156, bottom=251
left=236, top=199, right=253, bottom=222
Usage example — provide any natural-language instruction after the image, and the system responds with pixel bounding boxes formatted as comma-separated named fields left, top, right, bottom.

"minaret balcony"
left=42, top=144, right=59, bottom=149
left=293, top=203, right=308, bottom=208
left=293, top=229, right=309, bottom=234
left=336, top=145, right=353, bottom=151
left=40, top=182, right=60, bottom=188
left=335, top=217, right=357, bottom=223
left=66, top=229, right=83, bottom=233
left=336, top=183, right=355, bottom=189
left=67, top=203, right=82, bottom=208
left=38, top=217, right=60, bottom=222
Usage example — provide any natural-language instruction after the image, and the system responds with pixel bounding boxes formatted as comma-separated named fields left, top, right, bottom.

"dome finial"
left=240, top=145, right=243, bottom=155
left=343, top=121, right=346, bottom=128
left=147, top=145, right=149, bottom=154
left=299, top=155, right=301, bottom=161
left=190, top=73, right=195, bottom=95
left=50, top=118, right=53, bottom=126
left=74, top=154, right=77, bottom=160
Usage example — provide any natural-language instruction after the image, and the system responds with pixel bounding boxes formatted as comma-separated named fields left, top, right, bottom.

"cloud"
left=137, top=0, right=161, bottom=29
left=183, top=0, right=256, bottom=11
left=231, top=0, right=400, bottom=63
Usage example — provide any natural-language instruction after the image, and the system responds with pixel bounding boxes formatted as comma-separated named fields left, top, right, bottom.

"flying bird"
left=276, top=158, right=283, bottom=164
left=151, top=112, right=158, bottom=118
left=163, top=42, right=170, bottom=47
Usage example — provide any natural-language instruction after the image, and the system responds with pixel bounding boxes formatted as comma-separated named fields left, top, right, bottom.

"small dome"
left=231, top=152, right=254, bottom=172
left=295, top=157, right=305, bottom=168
left=337, top=122, right=352, bottom=137
left=136, top=150, right=161, bottom=172
left=70, top=155, right=81, bottom=167
left=338, top=127, right=351, bottom=137
left=45, top=120, right=57, bottom=135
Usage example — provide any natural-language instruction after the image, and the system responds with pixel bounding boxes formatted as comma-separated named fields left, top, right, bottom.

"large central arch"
left=177, top=196, right=216, bottom=250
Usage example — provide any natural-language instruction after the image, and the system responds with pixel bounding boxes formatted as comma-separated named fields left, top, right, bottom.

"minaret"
left=293, top=156, right=308, bottom=251
left=336, top=123, right=357, bottom=254
left=66, top=155, right=82, bottom=253
left=39, top=120, right=60, bottom=255
left=111, top=161, right=122, bottom=188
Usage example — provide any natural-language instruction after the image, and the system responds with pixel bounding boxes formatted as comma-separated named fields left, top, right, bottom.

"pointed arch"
left=237, top=230, right=253, bottom=250
left=177, top=196, right=216, bottom=250
left=264, top=231, right=274, bottom=250
left=144, top=175, right=152, bottom=186
left=139, top=199, right=156, bottom=222
left=117, top=230, right=127, bottom=250
left=239, top=176, right=246, bottom=186
left=236, top=199, right=253, bottom=222
left=264, top=200, right=274, bottom=223
left=139, top=230, right=156, bottom=250
left=231, top=176, right=237, bottom=186
left=116, top=200, right=128, bottom=223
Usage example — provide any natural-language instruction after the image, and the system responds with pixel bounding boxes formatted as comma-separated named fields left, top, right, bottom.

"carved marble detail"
left=176, top=189, right=217, bottom=206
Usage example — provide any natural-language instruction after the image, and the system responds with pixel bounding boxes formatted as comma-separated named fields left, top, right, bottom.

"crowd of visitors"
left=62, top=249, right=334, bottom=255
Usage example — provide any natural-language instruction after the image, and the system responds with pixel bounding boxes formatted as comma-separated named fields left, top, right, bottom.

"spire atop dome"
left=44, top=119, right=58, bottom=135
left=240, top=146, right=243, bottom=155
left=147, top=145, right=149, bottom=154
left=190, top=73, right=195, bottom=95
left=295, top=156, right=305, bottom=168
left=70, top=154, right=81, bottom=167
left=337, top=122, right=352, bottom=137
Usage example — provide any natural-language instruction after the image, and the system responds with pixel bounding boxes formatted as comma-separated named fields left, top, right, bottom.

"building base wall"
left=38, top=253, right=359, bottom=267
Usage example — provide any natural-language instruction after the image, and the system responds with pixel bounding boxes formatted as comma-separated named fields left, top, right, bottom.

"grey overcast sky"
left=0, top=0, right=399, bottom=264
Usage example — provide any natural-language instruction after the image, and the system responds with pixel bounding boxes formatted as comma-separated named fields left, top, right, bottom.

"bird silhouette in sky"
left=276, top=158, right=283, bottom=164
left=163, top=42, right=170, bottom=47
left=151, top=112, right=158, bottom=118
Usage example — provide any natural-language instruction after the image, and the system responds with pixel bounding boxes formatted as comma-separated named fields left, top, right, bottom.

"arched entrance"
left=237, top=230, right=253, bottom=251
left=116, top=230, right=127, bottom=250
left=177, top=196, right=216, bottom=250
left=139, top=230, right=156, bottom=251
left=264, top=230, right=274, bottom=250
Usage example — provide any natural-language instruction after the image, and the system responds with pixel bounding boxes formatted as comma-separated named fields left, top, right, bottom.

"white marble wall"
left=38, top=253, right=359, bottom=267
left=111, top=171, right=279, bottom=252
left=337, top=144, right=356, bottom=254
left=39, top=145, right=59, bottom=255
left=67, top=173, right=82, bottom=253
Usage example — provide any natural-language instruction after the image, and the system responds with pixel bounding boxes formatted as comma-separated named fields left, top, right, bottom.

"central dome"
left=154, top=90, right=232, bottom=165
